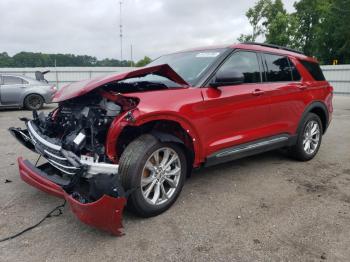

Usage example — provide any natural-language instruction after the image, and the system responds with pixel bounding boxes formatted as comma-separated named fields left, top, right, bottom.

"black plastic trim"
left=8, top=127, right=36, bottom=153
left=243, top=42, right=304, bottom=55
left=205, top=134, right=297, bottom=167
left=23, top=160, right=71, bottom=186
left=297, top=101, right=330, bottom=134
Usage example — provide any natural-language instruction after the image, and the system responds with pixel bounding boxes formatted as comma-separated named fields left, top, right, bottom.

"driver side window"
left=217, top=51, right=261, bottom=83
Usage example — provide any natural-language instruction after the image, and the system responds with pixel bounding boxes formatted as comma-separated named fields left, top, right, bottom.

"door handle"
left=252, top=89, right=265, bottom=96
left=298, top=85, right=307, bottom=90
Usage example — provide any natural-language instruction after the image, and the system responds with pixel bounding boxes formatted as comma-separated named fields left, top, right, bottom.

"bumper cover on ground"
left=18, top=157, right=127, bottom=236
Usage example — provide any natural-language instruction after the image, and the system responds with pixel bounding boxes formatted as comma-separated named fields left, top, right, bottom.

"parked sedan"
left=0, top=73, right=57, bottom=110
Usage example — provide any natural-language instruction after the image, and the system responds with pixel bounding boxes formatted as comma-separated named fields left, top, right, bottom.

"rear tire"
left=288, top=113, right=323, bottom=161
left=24, top=94, right=44, bottom=110
left=119, top=134, right=187, bottom=217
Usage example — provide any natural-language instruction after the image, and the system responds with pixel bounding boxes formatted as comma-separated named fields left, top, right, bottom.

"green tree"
left=293, top=0, right=332, bottom=56
left=238, top=0, right=296, bottom=47
left=136, top=56, right=152, bottom=67
left=0, top=52, right=14, bottom=67
left=238, top=0, right=272, bottom=42
left=0, top=52, right=135, bottom=67
left=317, top=0, right=350, bottom=64
left=238, top=0, right=350, bottom=64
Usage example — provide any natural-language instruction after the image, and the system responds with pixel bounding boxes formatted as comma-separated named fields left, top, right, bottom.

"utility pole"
left=130, top=44, right=133, bottom=66
left=119, top=1, right=123, bottom=62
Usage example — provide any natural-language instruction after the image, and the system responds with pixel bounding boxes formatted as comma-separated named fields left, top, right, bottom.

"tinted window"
left=217, top=51, right=261, bottom=83
left=3, top=76, right=26, bottom=85
left=300, top=60, right=325, bottom=81
left=264, top=54, right=293, bottom=82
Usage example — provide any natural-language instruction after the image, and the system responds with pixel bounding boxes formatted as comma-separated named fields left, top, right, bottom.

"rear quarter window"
left=300, top=60, right=326, bottom=81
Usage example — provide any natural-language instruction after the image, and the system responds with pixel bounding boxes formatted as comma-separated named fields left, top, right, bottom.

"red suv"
left=10, top=42, right=333, bottom=235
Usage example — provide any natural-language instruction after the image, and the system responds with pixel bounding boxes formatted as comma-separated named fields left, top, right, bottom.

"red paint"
left=69, top=44, right=332, bottom=166
left=18, top=157, right=126, bottom=236
left=64, top=192, right=126, bottom=236
left=18, top=157, right=65, bottom=198
left=17, top=43, right=333, bottom=235
left=53, top=64, right=189, bottom=102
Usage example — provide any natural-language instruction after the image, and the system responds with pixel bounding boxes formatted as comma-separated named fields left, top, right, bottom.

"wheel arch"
left=22, top=93, right=44, bottom=108
left=106, top=112, right=203, bottom=169
left=297, top=101, right=329, bottom=134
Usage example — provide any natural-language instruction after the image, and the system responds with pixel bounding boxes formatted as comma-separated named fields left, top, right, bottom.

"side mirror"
left=210, top=70, right=244, bottom=88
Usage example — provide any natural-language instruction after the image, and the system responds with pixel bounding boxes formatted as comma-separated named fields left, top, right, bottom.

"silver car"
left=0, top=73, right=56, bottom=110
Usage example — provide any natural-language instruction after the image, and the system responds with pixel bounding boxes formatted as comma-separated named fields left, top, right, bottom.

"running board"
left=204, top=134, right=296, bottom=167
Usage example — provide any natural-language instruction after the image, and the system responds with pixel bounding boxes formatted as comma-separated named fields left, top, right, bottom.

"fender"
left=105, top=111, right=203, bottom=167
left=296, top=101, right=329, bottom=135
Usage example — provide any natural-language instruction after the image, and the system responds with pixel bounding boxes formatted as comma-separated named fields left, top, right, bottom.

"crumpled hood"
left=53, top=64, right=189, bottom=102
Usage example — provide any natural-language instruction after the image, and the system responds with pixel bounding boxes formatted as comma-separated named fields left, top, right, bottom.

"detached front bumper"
left=18, top=157, right=126, bottom=235
left=11, top=122, right=127, bottom=236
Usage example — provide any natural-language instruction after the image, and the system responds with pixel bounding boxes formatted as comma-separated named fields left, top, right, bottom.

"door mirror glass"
left=210, top=70, right=244, bottom=87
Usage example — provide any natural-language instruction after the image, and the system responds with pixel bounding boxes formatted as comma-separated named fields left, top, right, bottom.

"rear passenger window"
left=264, top=54, right=293, bottom=82
left=300, top=60, right=325, bottom=81
left=217, top=51, right=261, bottom=83
left=3, top=76, right=26, bottom=85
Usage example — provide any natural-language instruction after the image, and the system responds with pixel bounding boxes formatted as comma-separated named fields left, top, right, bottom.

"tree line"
left=0, top=52, right=152, bottom=68
left=239, top=0, right=350, bottom=64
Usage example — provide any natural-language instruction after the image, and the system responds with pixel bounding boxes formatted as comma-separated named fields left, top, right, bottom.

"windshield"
left=147, top=48, right=226, bottom=85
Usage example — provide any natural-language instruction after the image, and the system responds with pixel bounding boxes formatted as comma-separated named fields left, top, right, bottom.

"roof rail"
left=243, top=42, right=304, bottom=55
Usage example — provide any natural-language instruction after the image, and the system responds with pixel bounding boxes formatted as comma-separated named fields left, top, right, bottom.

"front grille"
left=27, top=121, right=79, bottom=176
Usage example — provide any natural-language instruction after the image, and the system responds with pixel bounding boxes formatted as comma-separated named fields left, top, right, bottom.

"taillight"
left=51, top=85, right=57, bottom=92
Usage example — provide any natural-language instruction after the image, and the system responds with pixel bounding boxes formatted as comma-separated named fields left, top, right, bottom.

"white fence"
left=0, top=67, right=136, bottom=89
left=321, top=65, right=350, bottom=94
left=0, top=65, right=349, bottom=94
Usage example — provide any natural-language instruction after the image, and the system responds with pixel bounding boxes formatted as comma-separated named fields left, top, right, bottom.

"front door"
left=200, top=50, right=271, bottom=156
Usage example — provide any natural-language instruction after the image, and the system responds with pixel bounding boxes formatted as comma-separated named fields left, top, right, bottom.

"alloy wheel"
left=141, top=147, right=181, bottom=206
left=302, top=120, right=320, bottom=155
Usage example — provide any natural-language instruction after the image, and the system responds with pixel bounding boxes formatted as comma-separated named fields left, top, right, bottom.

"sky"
left=0, top=0, right=296, bottom=61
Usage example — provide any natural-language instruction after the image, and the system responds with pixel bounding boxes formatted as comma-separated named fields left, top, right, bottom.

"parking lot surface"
left=1, top=96, right=350, bottom=262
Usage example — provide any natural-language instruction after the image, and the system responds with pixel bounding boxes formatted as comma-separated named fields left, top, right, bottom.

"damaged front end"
left=9, top=64, right=190, bottom=235
left=9, top=94, right=131, bottom=235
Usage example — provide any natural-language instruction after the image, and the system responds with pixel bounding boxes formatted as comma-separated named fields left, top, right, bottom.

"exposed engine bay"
left=37, top=94, right=121, bottom=165
left=9, top=86, right=141, bottom=205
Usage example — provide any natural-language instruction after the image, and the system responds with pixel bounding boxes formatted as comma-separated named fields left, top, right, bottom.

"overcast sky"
left=0, top=0, right=296, bottom=61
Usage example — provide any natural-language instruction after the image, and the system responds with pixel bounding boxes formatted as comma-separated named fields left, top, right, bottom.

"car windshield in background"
left=147, top=49, right=227, bottom=85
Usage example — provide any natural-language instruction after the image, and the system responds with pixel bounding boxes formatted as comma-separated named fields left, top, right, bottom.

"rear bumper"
left=18, top=157, right=126, bottom=235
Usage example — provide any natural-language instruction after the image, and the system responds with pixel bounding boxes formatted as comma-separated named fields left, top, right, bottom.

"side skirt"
left=204, top=134, right=297, bottom=167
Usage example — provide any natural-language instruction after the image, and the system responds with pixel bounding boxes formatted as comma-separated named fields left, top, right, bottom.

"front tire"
left=289, top=113, right=323, bottom=161
left=119, top=134, right=187, bottom=217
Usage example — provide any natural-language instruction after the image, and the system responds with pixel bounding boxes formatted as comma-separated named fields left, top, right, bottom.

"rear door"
left=259, top=53, right=305, bottom=136
left=200, top=50, right=272, bottom=156
left=0, top=75, right=28, bottom=105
